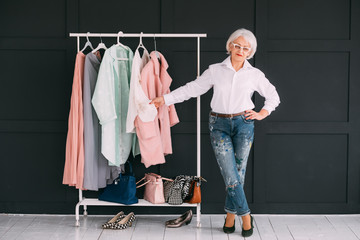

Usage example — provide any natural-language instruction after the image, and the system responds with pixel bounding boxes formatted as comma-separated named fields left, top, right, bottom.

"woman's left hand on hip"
left=245, top=109, right=268, bottom=121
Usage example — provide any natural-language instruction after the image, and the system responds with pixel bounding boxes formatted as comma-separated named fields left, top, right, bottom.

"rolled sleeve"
left=256, top=72, right=280, bottom=115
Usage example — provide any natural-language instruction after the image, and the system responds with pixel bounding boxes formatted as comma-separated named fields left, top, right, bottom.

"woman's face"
left=229, top=36, right=251, bottom=63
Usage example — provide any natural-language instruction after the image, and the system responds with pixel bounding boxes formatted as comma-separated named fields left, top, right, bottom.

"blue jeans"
left=209, top=112, right=254, bottom=216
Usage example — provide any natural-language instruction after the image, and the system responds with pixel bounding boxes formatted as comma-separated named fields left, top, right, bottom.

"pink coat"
left=63, top=52, right=85, bottom=189
left=135, top=51, right=179, bottom=168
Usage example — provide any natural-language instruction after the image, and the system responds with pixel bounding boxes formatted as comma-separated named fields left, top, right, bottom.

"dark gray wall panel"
left=172, top=0, right=254, bottom=38
left=173, top=134, right=255, bottom=210
left=0, top=133, right=66, bottom=202
left=266, top=52, right=349, bottom=122
left=77, top=0, right=162, bottom=59
left=265, top=134, right=347, bottom=203
left=167, top=51, right=199, bottom=124
left=160, top=134, right=198, bottom=177
left=268, top=0, right=350, bottom=40
left=0, top=0, right=66, bottom=38
left=159, top=134, right=254, bottom=209
left=78, top=0, right=161, bottom=33
left=0, top=50, right=68, bottom=121
left=0, top=0, right=359, bottom=214
left=169, top=51, right=226, bottom=124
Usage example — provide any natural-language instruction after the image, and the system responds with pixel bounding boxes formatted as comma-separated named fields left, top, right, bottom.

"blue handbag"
left=98, top=161, right=138, bottom=205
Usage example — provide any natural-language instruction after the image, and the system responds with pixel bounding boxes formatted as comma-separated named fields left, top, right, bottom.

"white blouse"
left=164, top=56, right=280, bottom=115
left=126, top=47, right=157, bottom=133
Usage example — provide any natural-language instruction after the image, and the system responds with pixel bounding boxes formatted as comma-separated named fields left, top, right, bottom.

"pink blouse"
left=135, top=51, right=179, bottom=168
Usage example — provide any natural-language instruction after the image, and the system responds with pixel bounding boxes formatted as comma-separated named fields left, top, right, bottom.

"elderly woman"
left=151, top=28, right=280, bottom=237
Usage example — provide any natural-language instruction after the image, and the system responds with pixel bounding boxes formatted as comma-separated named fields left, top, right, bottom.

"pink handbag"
left=136, top=173, right=173, bottom=204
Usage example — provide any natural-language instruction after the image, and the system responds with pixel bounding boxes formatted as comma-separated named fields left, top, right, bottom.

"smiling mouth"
left=236, top=54, right=243, bottom=57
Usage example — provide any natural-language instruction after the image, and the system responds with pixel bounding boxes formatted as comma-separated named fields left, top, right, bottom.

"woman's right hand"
left=150, top=96, right=165, bottom=108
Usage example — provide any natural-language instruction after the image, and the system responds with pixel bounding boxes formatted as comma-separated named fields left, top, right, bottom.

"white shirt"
left=164, top=56, right=280, bottom=114
left=126, top=47, right=157, bottom=133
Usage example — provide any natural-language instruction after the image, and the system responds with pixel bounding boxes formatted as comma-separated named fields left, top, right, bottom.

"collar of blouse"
left=221, top=56, right=253, bottom=72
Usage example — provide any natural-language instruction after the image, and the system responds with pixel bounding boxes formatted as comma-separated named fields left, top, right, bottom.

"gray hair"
left=226, top=28, right=257, bottom=59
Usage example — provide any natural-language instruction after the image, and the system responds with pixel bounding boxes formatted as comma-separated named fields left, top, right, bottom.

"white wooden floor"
left=0, top=214, right=359, bottom=240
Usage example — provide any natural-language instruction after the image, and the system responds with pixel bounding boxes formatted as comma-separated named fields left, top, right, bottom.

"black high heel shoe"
left=241, top=215, right=254, bottom=237
left=165, top=210, right=193, bottom=228
left=223, top=218, right=235, bottom=234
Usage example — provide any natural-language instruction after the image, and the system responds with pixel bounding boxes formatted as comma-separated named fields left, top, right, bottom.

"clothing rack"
left=69, top=32, right=207, bottom=227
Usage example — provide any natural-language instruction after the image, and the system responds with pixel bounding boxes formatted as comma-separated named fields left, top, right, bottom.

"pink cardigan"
left=135, top=51, right=179, bottom=168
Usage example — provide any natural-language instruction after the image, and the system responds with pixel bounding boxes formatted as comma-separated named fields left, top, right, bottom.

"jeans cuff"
left=238, top=210, right=251, bottom=217
left=224, top=207, right=237, bottom=215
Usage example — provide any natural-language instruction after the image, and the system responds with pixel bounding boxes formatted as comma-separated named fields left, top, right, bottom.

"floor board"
left=0, top=214, right=359, bottom=240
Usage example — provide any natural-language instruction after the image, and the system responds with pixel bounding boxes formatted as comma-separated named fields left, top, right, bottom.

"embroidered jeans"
left=209, top=112, right=254, bottom=216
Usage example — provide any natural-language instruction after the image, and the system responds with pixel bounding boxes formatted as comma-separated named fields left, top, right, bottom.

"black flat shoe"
left=223, top=218, right=235, bottom=234
left=241, top=215, right=254, bottom=237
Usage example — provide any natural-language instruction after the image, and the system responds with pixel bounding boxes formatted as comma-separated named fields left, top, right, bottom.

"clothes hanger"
left=116, top=31, right=127, bottom=49
left=92, top=34, right=107, bottom=53
left=137, top=32, right=146, bottom=50
left=80, top=32, right=94, bottom=52
left=136, top=32, right=149, bottom=59
left=153, top=34, right=161, bottom=62
left=114, top=31, right=128, bottom=60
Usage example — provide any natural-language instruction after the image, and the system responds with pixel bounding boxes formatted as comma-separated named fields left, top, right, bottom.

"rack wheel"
left=197, top=221, right=201, bottom=228
left=75, top=220, right=80, bottom=227
left=83, top=210, right=88, bottom=216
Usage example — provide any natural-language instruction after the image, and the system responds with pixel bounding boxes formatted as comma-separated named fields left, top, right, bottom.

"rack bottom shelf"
left=78, top=198, right=198, bottom=207
left=75, top=198, right=200, bottom=227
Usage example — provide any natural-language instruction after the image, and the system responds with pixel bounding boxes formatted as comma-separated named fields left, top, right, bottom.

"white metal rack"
left=69, top=32, right=207, bottom=227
